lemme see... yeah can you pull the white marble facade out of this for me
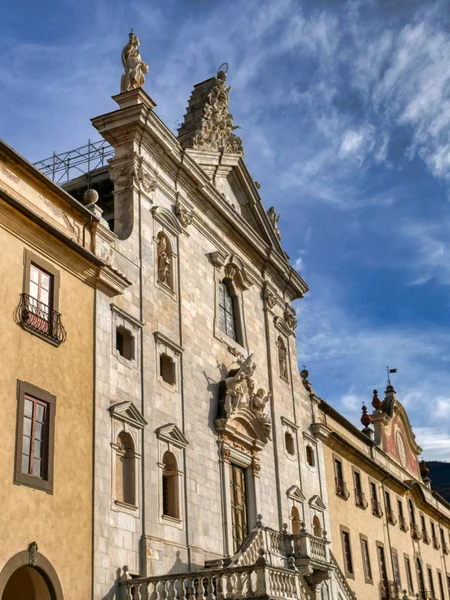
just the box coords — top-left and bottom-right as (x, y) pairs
(89, 72), (347, 600)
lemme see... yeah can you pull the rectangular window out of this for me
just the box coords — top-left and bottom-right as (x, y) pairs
(398, 499), (407, 531)
(428, 567), (435, 599)
(15, 381), (56, 493)
(421, 514), (430, 544)
(392, 551), (401, 590)
(342, 530), (353, 576)
(377, 545), (389, 594)
(218, 282), (237, 341)
(335, 459), (347, 498)
(353, 470), (366, 507)
(370, 482), (381, 516)
(438, 572), (445, 600)
(360, 537), (372, 582)
(405, 556), (414, 595)
(229, 464), (248, 553)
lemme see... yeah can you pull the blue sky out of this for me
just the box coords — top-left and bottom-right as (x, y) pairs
(2, 0), (450, 460)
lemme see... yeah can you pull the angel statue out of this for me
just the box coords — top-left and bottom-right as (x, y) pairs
(267, 207), (281, 240)
(252, 388), (272, 441)
(224, 354), (256, 416)
(121, 29), (149, 93)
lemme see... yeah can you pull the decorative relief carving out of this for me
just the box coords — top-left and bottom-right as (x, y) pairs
(28, 541), (38, 567)
(217, 354), (272, 444)
(227, 344), (244, 361)
(110, 162), (139, 189)
(121, 29), (148, 93)
(139, 165), (157, 193)
(267, 207), (281, 240)
(175, 199), (193, 228)
(192, 64), (243, 154)
(157, 234), (172, 287)
(284, 305), (297, 333)
(263, 287), (277, 310)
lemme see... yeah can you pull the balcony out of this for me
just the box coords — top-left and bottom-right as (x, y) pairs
(380, 580), (401, 599)
(410, 523), (422, 541)
(355, 488), (368, 509)
(120, 520), (336, 600)
(399, 515), (408, 532)
(386, 507), (397, 526)
(443, 542), (449, 555)
(14, 293), (66, 346)
(371, 498), (383, 518)
(335, 478), (350, 500)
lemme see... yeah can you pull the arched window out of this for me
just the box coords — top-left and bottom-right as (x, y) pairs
(218, 280), (237, 341)
(313, 515), (322, 538)
(291, 505), (301, 535)
(157, 232), (173, 290)
(162, 451), (179, 519)
(285, 432), (295, 456)
(416, 558), (426, 599)
(116, 432), (136, 506)
(277, 336), (288, 380)
(306, 445), (315, 467)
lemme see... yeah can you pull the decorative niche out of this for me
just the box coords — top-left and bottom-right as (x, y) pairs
(152, 206), (182, 298)
(111, 304), (143, 369)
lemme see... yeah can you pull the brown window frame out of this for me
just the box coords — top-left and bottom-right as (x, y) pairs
(340, 525), (354, 579)
(376, 542), (389, 597)
(15, 380), (56, 493)
(360, 534), (373, 584)
(391, 549), (402, 591)
(404, 554), (414, 596)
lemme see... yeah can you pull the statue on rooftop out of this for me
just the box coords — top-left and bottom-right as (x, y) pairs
(121, 29), (148, 93)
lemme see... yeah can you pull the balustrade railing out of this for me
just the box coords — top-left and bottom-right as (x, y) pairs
(335, 478), (350, 499)
(410, 523), (422, 541)
(119, 564), (301, 600)
(355, 488), (368, 509)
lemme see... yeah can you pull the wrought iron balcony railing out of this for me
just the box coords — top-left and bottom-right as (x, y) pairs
(379, 580), (400, 599)
(432, 536), (440, 551)
(14, 293), (67, 345)
(442, 542), (449, 555)
(335, 478), (350, 499)
(354, 488), (368, 509)
(422, 530), (431, 545)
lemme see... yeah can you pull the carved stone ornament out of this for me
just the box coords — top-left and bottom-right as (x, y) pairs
(263, 286), (277, 310)
(175, 199), (193, 228)
(216, 354), (272, 444)
(251, 453), (261, 477)
(267, 207), (281, 241)
(227, 344), (244, 361)
(121, 29), (149, 93)
(110, 162), (139, 189)
(193, 64), (243, 154)
(28, 541), (38, 567)
(284, 305), (297, 333)
(139, 165), (157, 193)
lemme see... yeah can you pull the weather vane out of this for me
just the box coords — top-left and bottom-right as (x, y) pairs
(386, 366), (397, 387)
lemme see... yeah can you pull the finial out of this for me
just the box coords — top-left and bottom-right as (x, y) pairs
(372, 389), (382, 410)
(420, 459), (430, 480)
(120, 29), (149, 93)
(361, 404), (371, 427)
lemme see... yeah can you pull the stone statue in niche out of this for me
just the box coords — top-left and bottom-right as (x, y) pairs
(277, 338), (288, 380)
(157, 234), (171, 287)
(220, 354), (272, 443)
(121, 29), (149, 93)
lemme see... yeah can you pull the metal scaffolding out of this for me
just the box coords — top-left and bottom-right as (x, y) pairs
(33, 139), (114, 185)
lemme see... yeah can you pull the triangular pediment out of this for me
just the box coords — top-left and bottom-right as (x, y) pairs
(109, 401), (147, 429)
(287, 485), (306, 503)
(155, 423), (189, 448)
(309, 495), (327, 512)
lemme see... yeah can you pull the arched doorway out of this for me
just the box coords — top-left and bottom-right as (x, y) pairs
(0, 549), (63, 600)
(2, 565), (53, 600)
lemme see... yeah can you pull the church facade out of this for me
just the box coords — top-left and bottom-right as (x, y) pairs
(0, 31), (449, 600)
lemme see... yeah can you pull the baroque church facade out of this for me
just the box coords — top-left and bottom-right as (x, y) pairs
(0, 30), (449, 600)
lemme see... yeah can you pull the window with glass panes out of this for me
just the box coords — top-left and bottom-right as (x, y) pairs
(392, 551), (401, 590)
(29, 264), (53, 329)
(361, 538), (372, 581)
(342, 531), (353, 575)
(218, 282), (237, 341)
(405, 556), (414, 595)
(229, 464), (248, 553)
(21, 395), (48, 478)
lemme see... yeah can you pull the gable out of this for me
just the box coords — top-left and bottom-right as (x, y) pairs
(155, 423), (189, 448)
(287, 485), (306, 503)
(383, 402), (421, 478)
(108, 401), (147, 429)
(309, 495), (327, 512)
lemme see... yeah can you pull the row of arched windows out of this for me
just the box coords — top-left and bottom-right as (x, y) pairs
(115, 433), (180, 519)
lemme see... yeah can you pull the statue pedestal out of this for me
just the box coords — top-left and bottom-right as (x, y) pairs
(112, 88), (156, 110)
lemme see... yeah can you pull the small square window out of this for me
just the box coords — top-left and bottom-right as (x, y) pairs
(116, 327), (135, 361)
(285, 432), (295, 456)
(160, 354), (176, 385)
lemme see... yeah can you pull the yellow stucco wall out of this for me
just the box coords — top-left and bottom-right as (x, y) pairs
(0, 201), (94, 598)
(322, 421), (450, 599)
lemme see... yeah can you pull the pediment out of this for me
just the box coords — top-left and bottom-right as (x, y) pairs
(109, 401), (147, 429)
(151, 206), (183, 236)
(155, 423), (189, 448)
(309, 495), (326, 512)
(215, 407), (270, 447)
(287, 485), (306, 503)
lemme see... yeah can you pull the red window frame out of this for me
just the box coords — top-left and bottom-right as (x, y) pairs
(21, 394), (48, 479)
